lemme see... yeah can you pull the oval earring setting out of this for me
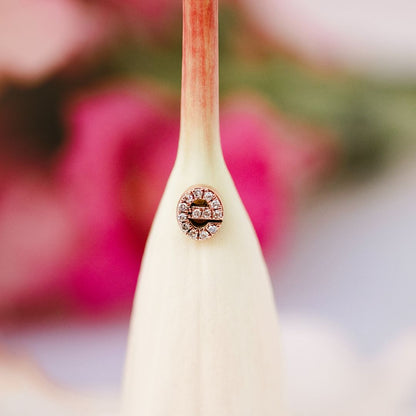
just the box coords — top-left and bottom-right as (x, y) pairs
(176, 185), (223, 240)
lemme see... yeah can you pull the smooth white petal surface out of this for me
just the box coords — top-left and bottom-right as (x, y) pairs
(122, 0), (285, 414)
(122, 153), (286, 415)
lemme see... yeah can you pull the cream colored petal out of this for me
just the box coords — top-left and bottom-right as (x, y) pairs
(122, 156), (286, 415)
(121, 1), (286, 414)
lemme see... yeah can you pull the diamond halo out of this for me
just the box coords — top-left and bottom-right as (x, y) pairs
(176, 185), (224, 240)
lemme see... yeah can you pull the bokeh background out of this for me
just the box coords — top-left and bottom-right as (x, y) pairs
(0, 0), (415, 414)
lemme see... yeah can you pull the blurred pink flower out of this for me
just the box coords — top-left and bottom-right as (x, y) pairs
(57, 85), (335, 311)
(58, 85), (179, 310)
(221, 96), (335, 249)
(0, 0), (108, 83)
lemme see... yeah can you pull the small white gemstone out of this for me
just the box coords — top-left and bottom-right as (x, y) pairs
(203, 209), (211, 219)
(207, 224), (218, 234)
(204, 191), (213, 202)
(199, 230), (209, 240)
(189, 229), (198, 239)
(213, 209), (223, 219)
(179, 203), (189, 212)
(184, 193), (193, 204)
(211, 199), (221, 209)
(181, 222), (191, 231)
(178, 213), (187, 222)
(193, 188), (203, 199)
(192, 208), (202, 218)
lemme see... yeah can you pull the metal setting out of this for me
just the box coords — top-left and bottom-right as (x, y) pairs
(176, 185), (223, 240)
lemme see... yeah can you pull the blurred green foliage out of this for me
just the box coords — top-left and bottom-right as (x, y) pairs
(1, 6), (415, 178)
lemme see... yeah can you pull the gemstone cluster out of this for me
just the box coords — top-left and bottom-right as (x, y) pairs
(176, 186), (224, 240)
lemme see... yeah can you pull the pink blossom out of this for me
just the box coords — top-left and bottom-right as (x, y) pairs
(221, 96), (335, 249)
(58, 85), (178, 310)
(221, 99), (288, 248)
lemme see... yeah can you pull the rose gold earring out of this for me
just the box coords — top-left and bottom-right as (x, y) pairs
(176, 185), (223, 240)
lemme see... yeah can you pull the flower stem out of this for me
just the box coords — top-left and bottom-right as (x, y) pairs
(178, 0), (221, 161)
